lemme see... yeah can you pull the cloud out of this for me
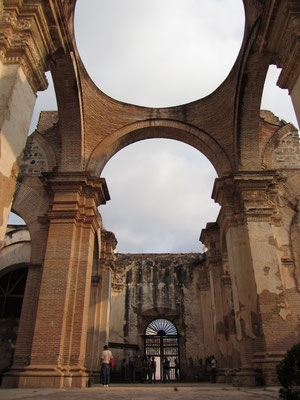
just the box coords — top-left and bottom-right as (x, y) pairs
(100, 140), (220, 253)
(74, 0), (245, 107)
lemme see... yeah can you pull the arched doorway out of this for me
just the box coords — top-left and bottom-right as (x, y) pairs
(144, 318), (179, 381)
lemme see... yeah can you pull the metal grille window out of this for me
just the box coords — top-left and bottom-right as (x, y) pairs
(144, 318), (180, 381)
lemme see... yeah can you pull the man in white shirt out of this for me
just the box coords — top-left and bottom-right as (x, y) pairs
(100, 345), (113, 387)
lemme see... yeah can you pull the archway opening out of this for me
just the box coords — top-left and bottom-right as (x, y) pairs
(100, 139), (220, 253)
(0, 266), (28, 380)
(7, 212), (26, 226)
(28, 71), (58, 135)
(261, 65), (299, 129)
(74, 0), (245, 107)
(145, 318), (179, 381)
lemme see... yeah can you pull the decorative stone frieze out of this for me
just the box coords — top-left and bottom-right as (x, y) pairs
(0, 1), (61, 91)
(100, 229), (117, 272)
(213, 172), (283, 227)
(111, 262), (126, 293)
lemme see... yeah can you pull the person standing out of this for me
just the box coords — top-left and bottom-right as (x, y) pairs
(174, 358), (180, 381)
(100, 345), (113, 387)
(146, 356), (152, 383)
(150, 356), (156, 383)
(210, 355), (217, 383)
(163, 356), (170, 383)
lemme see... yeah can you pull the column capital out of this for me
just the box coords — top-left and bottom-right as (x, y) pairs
(212, 171), (283, 225)
(100, 229), (117, 272)
(41, 172), (110, 228)
(0, 0), (67, 91)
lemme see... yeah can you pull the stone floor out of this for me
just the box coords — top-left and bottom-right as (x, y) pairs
(0, 383), (281, 400)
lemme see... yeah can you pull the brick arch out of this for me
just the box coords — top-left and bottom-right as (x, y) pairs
(86, 120), (232, 178)
(11, 179), (50, 266)
(262, 123), (299, 169)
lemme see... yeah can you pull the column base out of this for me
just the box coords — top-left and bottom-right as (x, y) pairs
(231, 368), (256, 387)
(253, 351), (286, 386)
(1, 365), (88, 388)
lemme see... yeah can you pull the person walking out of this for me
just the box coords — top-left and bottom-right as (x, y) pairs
(100, 345), (113, 387)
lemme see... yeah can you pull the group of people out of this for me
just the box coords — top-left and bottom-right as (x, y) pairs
(99, 345), (181, 386)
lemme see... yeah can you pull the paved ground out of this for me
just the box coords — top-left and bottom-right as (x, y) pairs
(0, 383), (281, 400)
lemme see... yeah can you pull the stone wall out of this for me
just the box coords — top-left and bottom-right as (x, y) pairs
(110, 253), (215, 381)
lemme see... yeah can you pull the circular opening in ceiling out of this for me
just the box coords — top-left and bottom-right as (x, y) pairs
(75, 0), (245, 108)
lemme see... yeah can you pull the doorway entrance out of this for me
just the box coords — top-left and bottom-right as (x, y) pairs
(144, 318), (179, 381)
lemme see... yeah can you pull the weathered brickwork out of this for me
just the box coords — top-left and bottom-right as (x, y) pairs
(20, 136), (48, 176)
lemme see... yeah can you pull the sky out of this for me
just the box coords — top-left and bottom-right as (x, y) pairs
(11, 0), (299, 254)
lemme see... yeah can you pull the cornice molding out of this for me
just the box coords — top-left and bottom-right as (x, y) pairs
(0, 0), (69, 91)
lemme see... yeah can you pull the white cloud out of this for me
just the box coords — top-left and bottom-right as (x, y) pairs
(75, 0), (245, 107)
(100, 140), (219, 253)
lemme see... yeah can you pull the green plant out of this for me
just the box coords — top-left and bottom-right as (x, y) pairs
(277, 343), (300, 399)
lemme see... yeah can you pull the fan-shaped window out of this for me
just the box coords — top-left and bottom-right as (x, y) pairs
(145, 318), (177, 336)
(145, 318), (179, 381)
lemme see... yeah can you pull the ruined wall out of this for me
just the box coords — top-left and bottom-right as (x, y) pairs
(110, 253), (214, 380)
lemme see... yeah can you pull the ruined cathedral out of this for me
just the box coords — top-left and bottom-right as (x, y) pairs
(0, 0), (300, 389)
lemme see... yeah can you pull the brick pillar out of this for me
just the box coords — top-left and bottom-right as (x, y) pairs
(213, 171), (290, 386)
(0, 1), (60, 247)
(3, 172), (110, 388)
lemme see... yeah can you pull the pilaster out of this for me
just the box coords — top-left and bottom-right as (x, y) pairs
(201, 223), (238, 381)
(213, 171), (292, 385)
(2, 172), (110, 388)
(0, 0), (66, 248)
(98, 230), (117, 351)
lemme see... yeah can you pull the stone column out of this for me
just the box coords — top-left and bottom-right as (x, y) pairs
(213, 171), (288, 385)
(200, 224), (221, 358)
(85, 229), (117, 382)
(3, 172), (110, 388)
(0, 1), (59, 247)
(198, 264), (214, 360)
(201, 223), (236, 381)
(98, 230), (117, 351)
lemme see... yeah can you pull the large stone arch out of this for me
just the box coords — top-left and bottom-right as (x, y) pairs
(87, 120), (232, 178)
